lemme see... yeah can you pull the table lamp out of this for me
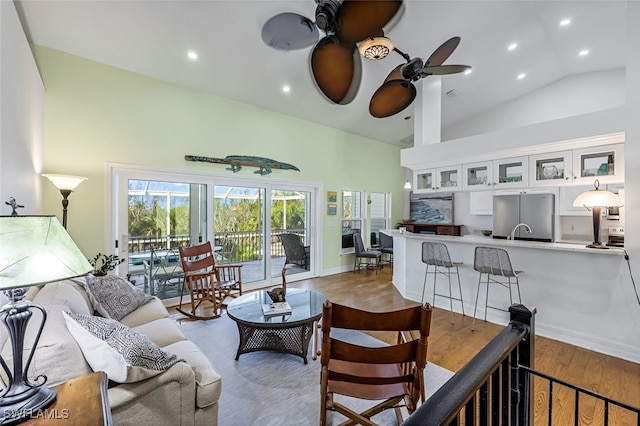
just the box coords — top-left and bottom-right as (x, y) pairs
(573, 179), (622, 249)
(0, 215), (92, 424)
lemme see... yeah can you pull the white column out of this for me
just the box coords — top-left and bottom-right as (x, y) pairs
(414, 77), (442, 146)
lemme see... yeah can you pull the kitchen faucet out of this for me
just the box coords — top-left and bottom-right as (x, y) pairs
(509, 223), (532, 240)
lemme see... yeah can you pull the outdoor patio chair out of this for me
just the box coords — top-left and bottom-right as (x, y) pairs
(279, 233), (310, 270)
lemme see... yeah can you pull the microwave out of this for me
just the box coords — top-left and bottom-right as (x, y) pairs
(606, 205), (620, 220)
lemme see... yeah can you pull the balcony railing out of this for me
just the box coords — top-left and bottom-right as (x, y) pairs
(128, 229), (307, 264)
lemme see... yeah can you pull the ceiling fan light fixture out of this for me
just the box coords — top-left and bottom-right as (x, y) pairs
(359, 36), (394, 61)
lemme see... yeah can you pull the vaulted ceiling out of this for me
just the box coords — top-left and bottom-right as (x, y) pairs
(15, 1), (627, 147)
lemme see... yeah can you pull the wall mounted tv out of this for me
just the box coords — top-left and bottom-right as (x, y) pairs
(409, 192), (454, 224)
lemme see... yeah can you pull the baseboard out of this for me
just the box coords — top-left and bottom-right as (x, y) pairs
(536, 323), (640, 364)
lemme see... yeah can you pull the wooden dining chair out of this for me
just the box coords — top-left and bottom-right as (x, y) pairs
(320, 301), (433, 425)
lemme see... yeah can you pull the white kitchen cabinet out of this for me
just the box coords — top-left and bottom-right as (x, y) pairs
(469, 191), (493, 215)
(571, 144), (624, 185)
(559, 185), (592, 216)
(413, 166), (462, 193)
(492, 156), (528, 189)
(463, 161), (493, 190)
(529, 151), (573, 186)
(414, 169), (435, 192)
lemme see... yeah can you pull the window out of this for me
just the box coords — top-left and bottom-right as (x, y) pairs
(369, 192), (390, 246)
(341, 190), (362, 250)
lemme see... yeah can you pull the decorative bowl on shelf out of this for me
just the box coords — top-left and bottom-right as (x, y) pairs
(481, 230), (492, 236)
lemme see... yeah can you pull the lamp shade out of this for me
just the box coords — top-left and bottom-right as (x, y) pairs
(404, 180), (412, 189)
(573, 188), (621, 208)
(0, 216), (91, 289)
(42, 174), (87, 191)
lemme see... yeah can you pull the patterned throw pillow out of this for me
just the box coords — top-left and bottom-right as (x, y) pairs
(63, 311), (184, 383)
(85, 274), (152, 321)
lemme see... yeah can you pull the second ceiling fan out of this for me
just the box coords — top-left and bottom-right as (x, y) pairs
(370, 37), (472, 118)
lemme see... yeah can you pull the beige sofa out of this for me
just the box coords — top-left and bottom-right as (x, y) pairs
(0, 279), (221, 426)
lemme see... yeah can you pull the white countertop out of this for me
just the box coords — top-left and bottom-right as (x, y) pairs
(382, 229), (624, 255)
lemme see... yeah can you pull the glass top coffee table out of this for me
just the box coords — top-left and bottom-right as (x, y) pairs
(226, 288), (326, 364)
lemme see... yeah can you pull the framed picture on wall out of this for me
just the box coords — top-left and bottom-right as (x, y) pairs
(327, 204), (337, 215)
(327, 191), (337, 203)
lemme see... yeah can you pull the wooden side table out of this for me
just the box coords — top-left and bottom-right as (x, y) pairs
(21, 371), (112, 425)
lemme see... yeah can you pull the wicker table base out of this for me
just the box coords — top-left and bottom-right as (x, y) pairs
(233, 320), (316, 364)
(226, 288), (325, 364)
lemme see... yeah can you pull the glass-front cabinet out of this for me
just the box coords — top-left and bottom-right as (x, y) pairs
(414, 166), (461, 193)
(571, 144), (624, 185)
(437, 166), (462, 191)
(463, 162), (492, 190)
(493, 156), (528, 188)
(414, 169), (435, 192)
(529, 151), (572, 186)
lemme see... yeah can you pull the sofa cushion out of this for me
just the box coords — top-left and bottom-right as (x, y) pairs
(31, 280), (92, 314)
(132, 318), (186, 348)
(163, 340), (222, 408)
(1, 303), (93, 387)
(119, 297), (169, 328)
(63, 311), (184, 383)
(85, 274), (152, 321)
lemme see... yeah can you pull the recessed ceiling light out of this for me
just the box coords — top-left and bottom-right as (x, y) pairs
(517, 73), (526, 80)
(559, 18), (572, 27)
(187, 50), (198, 61)
(464, 68), (472, 75)
(579, 49), (590, 56)
(508, 42), (518, 51)
(282, 85), (291, 93)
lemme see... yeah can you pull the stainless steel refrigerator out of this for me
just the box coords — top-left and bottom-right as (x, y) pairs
(492, 193), (555, 242)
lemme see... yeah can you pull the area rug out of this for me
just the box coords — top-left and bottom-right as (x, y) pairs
(178, 314), (453, 426)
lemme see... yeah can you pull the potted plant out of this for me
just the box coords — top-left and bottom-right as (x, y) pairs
(89, 253), (124, 276)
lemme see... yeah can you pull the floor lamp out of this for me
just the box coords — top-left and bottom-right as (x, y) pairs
(0, 215), (92, 424)
(573, 179), (622, 249)
(42, 174), (87, 229)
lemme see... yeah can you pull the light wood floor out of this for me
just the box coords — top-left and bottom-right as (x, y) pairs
(171, 267), (640, 422)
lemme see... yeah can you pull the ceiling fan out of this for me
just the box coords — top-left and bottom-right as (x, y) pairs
(261, 0), (404, 105)
(369, 36), (472, 118)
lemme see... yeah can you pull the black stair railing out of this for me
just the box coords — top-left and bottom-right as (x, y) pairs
(403, 304), (535, 426)
(403, 304), (640, 425)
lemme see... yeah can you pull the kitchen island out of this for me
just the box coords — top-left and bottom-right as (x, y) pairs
(384, 230), (640, 363)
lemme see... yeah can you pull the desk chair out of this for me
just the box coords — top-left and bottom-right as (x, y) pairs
(421, 242), (465, 324)
(472, 246), (523, 330)
(320, 301), (433, 426)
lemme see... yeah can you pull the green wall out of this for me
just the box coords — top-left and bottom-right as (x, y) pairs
(33, 46), (403, 272)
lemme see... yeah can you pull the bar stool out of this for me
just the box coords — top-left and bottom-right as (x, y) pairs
(472, 246), (523, 330)
(421, 242), (465, 323)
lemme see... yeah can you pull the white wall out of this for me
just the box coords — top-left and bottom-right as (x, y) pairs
(0, 1), (44, 214)
(443, 68), (625, 141)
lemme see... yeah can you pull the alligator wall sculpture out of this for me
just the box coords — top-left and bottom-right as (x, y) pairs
(185, 155), (300, 176)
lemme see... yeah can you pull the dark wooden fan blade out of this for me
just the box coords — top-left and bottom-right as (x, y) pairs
(419, 64), (471, 76)
(337, 1), (404, 44)
(425, 36), (461, 67)
(369, 80), (416, 118)
(261, 12), (319, 51)
(384, 64), (404, 83)
(311, 37), (361, 105)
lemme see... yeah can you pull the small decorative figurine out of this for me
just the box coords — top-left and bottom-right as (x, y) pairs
(267, 287), (286, 303)
(5, 197), (24, 216)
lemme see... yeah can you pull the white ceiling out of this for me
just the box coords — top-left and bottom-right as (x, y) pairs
(15, 1), (627, 147)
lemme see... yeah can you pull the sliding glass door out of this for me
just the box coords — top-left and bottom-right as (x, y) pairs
(110, 165), (318, 300)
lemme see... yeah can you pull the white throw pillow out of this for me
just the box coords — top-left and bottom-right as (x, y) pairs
(85, 274), (152, 321)
(63, 311), (183, 383)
